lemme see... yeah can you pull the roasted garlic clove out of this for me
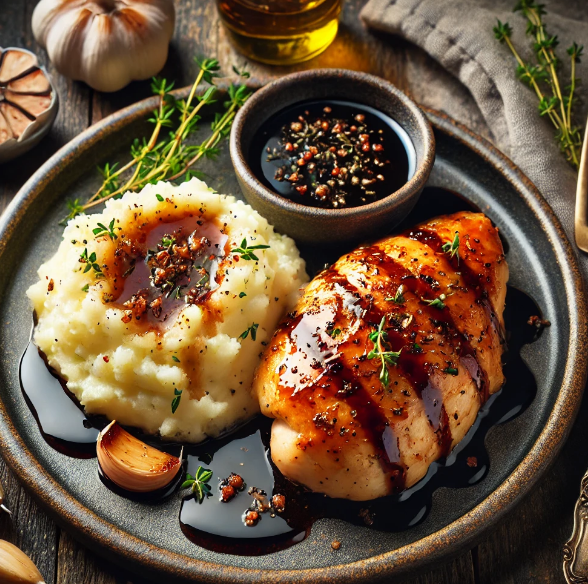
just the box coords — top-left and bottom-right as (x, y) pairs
(97, 421), (181, 493)
(0, 540), (45, 584)
(0, 47), (58, 163)
(0, 103), (33, 138)
(4, 92), (52, 118)
(32, 0), (175, 92)
(8, 69), (51, 94)
(0, 50), (36, 84)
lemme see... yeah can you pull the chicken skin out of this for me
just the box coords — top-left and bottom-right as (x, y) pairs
(253, 212), (508, 501)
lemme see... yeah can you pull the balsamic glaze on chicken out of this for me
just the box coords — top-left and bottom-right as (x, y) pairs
(253, 212), (508, 501)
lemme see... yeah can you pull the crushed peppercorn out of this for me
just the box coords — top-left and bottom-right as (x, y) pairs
(219, 472), (245, 502)
(256, 101), (410, 209)
(244, 510), (260, 527)
(271, 493), (286, 513)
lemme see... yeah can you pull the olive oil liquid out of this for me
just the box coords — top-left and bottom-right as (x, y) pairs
(217, 0), (342, 65)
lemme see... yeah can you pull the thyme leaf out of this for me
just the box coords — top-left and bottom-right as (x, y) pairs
(231, 238), (270, 261)
(61, 198), (84, 225)
(79, 248), (103, 278)
(367, 316), (401, 388)
(240, 323), (259, 341)
(181, 466), (213, 503)
(442, 232), (459, 260)
(93, 218), (118, 241)
(171, 388), (182, 413)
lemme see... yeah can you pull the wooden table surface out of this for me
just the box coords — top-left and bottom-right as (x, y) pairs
(1, 1), (586, 582)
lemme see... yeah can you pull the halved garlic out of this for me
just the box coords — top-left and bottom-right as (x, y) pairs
(0, 540), (45, 584)
(97, 421), (181, 492)
(0, 47), (58, 163)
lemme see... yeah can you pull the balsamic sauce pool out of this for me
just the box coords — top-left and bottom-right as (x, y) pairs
(250, 100), (416, 209)
(19, 188), (545, 556)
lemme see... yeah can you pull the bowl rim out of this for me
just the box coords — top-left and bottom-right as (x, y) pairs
(229, 68), (435, 218)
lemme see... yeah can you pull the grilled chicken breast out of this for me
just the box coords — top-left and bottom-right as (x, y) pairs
(253, 211), (508, 501)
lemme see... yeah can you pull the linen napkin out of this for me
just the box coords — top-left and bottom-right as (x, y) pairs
(361, 0), (588, 278)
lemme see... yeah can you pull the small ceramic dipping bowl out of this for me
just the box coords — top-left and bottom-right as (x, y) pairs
(230, 69), (435, 245)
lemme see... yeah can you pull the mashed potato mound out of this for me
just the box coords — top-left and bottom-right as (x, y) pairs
(27, 178), (308, 441)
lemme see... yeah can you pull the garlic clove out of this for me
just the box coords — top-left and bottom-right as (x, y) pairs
(97, 421), (182, 493)
(8, 69), (51, 94)
(0, 50), (37, 84)
(0, 540), (45, 584)
(4, 92), (52, 118)
(0, 103), (32, 140)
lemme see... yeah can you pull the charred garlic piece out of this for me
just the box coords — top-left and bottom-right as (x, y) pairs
(97, 421), (182, 493)
(0, 47), (58, 163)
(0, 540), (45, 584)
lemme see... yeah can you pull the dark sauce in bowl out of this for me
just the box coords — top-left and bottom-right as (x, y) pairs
(250, 100), (415, 209)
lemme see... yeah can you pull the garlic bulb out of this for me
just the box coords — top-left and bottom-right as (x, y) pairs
(97, 421), (182, 492)
(32, 0), (175, 92)
(0, 540), (45, 584)
(0, 47), (58, 163)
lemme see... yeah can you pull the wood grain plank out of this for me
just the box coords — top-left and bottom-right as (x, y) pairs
(477, 394), (588, 584)
(0, 464), (58, 584)
(404, 551), (477, 584)
(56, 531), (138, 584)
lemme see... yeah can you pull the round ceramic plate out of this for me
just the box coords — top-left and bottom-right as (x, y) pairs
(0, 87), (586, 583)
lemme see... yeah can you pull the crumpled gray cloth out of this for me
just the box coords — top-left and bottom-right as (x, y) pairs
(361, 0), (588, 278)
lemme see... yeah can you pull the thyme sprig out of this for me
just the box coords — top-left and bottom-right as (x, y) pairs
(422, 293), (448, 310)
(494, 1), (583, 168)
(367, 316), (401, 388)
(63, 59), (251, 222)
(93, 218), (118, 241)
(181, 466), (213, 503)
(231, 238), (270, 261)
(442, 232), (459, 261)
(80, 248), (103, 278)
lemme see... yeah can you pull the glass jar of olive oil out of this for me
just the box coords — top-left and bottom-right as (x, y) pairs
(217, 0), (342, 65)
